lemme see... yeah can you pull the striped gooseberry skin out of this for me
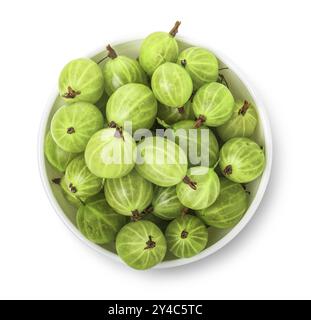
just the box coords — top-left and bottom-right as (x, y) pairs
(102, 55), (148, 96)
(104, 170), (153, 216)
(152, 186), (184, 220)
(116, 220), (167, 270)
(59, 58), (104, 104)
(106, 83), (158, 132)
(63, 155), (103, 199)
(165, 215), (208, 258)
(50, 102), (104, 153)
(135, 136), (188, 187)
(172, 120), (219, 168)
(197, 178), (248, 229)
(178, 47), (219, 90)
(217, 100), (258, 142)
(76, 197), (126, 245)
(176, 166), (220, 210)
(157, 100), (195, 125)
(85, 128), (136, 179)
(139, 32), (179, 76)
(44, 131), (78, 172)
(151, 62), (193, 108)
(192, 82), (235, 127)
(219, 137), (265, 183)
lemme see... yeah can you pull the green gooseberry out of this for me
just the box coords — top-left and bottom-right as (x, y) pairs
(76, 197), (126, 244)
(62, 155), (103, 199)
(104, 170), (153, 217)
(102, 45), (148, 96)
(135, 136), (188, 187)
(165, 215), (208, 258)
(176, 166), (220, 210)
(85, 128), (136, 179)
(152, 186), (184, 220)
(157, 100), (195, 125)
(192, 82), (234, 127)
(44, 131), (78, 172)
(142, 213), (169, 233)
(197, 178), (248, 229)
(106, 83), (157, 132)
(217, 100), (258, 141)
(50, 102), (104, 153)
(219, 137), (265, 183)
(59, 58), (104, 104)
(171, 120), (219, 168)
(116, 220), (167, 270)
(178, 47), (219, 90)
(139, 21), (181, 76)
(151, 62), (193, 108)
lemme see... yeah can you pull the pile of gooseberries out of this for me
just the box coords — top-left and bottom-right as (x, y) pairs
(45, 21), (266, 270)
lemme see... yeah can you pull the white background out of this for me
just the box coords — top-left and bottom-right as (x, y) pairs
(0, 0), (310, 300)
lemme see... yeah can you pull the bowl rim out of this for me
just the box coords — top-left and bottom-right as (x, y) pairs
(38, 36), (273, 269)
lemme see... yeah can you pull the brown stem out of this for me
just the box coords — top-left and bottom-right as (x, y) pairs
(109, 121), (124, 140)
(238, 101), (250, 116)
(183, 176), (197, 190)
(63, 86), (80, 99)
(223, 165), (233, 176)
(67, 127), (75, 134)
(169, 21), (181, 37)
(180, 59), (187, 67)
(144, 236), (156, 250)
(69, 183), (77, 193)
(106, 44), (118, 59)
(181, 230), (189, 239)
(131, 210), (141, 222)
(52, 178), (61, 185)
(194, 115), (206, 128)
(178, 106), (185, 114)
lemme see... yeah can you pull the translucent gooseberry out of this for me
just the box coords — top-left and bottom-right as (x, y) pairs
(116, 220), (167, 270)
(165, 215), (208, 258)
(219, 137), (265, 183)
(50, 102), (104, 153)
(59, 58), (104, 104)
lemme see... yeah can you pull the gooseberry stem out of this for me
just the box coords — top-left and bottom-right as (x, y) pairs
(109, 121), (124, 140)
(169, 21), (181, 37)
(194, 115), (206, 128)
(131, 210), (141, 222)
(69, 183), (77, 193)
(178, 106), (185, 114)
(181, 230), (189, 239)
(180, 59), (187, 67)
(63, 86), (80, 99)
(238, 101), (250, 116)
(52, 178), (61, 185)
(144, 236), (156, 250)
(219, 67), (229, 71)
(183, 176), (197, 190)
(106, 44), (118, 59)
(218, 74), (229, 88)
(67, 127), (75, 134)
(223, 165), (233, 176)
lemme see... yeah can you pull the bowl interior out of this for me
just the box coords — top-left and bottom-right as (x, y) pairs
(41, 38), (269, 266)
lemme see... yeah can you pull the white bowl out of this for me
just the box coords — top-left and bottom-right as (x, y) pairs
(38, 38), (273, 269)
